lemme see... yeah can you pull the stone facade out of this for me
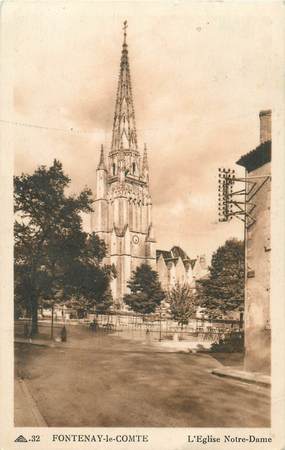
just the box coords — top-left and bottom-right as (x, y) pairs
(91, 25), (156, 306)
(91, 25), (208, 306)
(236, 110), (271, 374)
(156, 247), (208, 292)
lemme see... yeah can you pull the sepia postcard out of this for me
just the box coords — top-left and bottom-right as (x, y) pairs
(0, 1), (285, 449)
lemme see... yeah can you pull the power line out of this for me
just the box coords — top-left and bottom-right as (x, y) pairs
(0, 119), (97, 136)
(1, 106), (278, 136)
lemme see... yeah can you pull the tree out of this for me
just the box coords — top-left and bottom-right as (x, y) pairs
(123, 264), (165, 315)
(168, 282), (198, 328)
(94, 288), (114, 315)
(14, 160), (115, 335)
(62, 232), (115, 308)
(196, 238), (244, 318)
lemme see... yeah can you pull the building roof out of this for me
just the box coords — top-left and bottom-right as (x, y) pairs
(236, 140), (271, 173)
(156, 246), (192, 269)
(157, 250), (172, 260)
(156, 247), (190, 262)
(171, 246), (190, 261)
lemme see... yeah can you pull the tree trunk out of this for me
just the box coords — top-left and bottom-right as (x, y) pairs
(239, 311), (244, 331)
(50, 304), (54, 340)
(30, 295), (38, 336)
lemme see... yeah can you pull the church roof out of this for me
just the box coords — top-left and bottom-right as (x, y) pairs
(183, 260), (191, 270)
(157, 250), (172, 260)
(156, 247), (193, 269)
(171, 246), (190, 261)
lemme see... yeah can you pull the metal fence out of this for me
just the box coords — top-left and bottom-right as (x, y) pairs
(90, 313), (241, 343)
(15, 313), (241, 344)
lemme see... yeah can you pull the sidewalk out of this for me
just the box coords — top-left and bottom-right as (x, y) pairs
(14, 378), (47, 427)
(212, 367), (271, 387)
(15, 336), (59, 347)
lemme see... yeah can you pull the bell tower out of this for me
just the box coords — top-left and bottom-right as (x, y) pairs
(91, 22), (156, 306)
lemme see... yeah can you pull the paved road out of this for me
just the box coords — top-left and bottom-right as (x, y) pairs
(14, 326), (270, 427)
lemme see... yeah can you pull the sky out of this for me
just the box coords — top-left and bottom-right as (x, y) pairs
(4, 1), (278, 262)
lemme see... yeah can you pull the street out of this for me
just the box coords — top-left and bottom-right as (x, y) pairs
(15, 325), (270, 427)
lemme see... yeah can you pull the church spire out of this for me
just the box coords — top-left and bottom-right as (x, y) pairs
(111, 21), (138, 152)
(97, 144), (107, 171)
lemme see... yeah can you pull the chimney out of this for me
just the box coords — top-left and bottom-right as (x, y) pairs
(259, 110), (272, 144)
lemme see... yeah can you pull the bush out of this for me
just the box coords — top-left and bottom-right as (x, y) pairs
(210, 331), (244, 353)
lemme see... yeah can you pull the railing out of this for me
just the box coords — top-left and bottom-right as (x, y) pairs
(15, 314), (242, 344)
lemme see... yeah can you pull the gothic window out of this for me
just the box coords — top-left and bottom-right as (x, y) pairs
(112, 163), (116, 176)
(132, 162), (136, 174)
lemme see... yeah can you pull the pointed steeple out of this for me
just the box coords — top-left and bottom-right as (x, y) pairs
(97, 144), (107, 171)
(111, 21), (138, 152)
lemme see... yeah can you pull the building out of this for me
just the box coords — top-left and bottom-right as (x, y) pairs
(92, 24), (207, 306)
(236, 110), (271, 374)
(156, 247), (208, 291)
(91, 24), (156, 306)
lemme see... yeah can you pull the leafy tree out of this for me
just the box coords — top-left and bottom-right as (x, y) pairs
(196, 238), (244, 318)
(14, 160), (115, 335)
(168, 282), (198, 328)
(94, 288), (114, 315)
(123, 264), (165, 315)
(63, 286), (114, 318)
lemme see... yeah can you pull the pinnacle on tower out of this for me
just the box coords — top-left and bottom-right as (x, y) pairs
(97, 144), (107, 171)
(142, 143), (149, 171)
(111, 21), (138, 152)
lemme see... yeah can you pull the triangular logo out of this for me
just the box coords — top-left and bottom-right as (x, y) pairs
(14, 435), (28, 443)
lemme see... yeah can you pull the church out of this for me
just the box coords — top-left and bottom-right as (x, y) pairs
(91, 23), (207, 306)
